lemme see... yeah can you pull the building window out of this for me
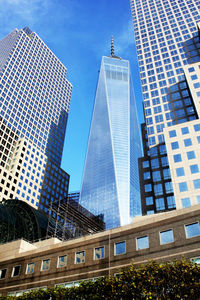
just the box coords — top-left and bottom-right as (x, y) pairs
(145, 184), (152, 192)
(160, 229), (174, 245)
(193, 179), (200, 189)
(167, 196), (176, 209)
(191, 257), (200, 264)
(26, 263), (35, 274)
(196, 195), (200, 204)
(185, 222), (200, 238)
(115, 241), (126, 255)
(176, 167), (185, 177)
(169, 130), (176, 138)
(12, 265), (21, 277)
(187, 151), (196, 160)
(179, 182), (188, 192)
(75, 251), (85, 264)
(190, 164), (199, 174)
(181, 127), (189, 135)
(194, 124), (200, 132)
(41, 259), (50, 271)
(137, 236), (149, 250)
(146, 196), (153, 205)
(154, 184), (163, 196)
(184, 138), (192, 147)
(152, 170), (161, 182)
(156, 198), (165, 211)
(181, 197), (191, 208)
(173, 154), (182, 163)
(0, 269), (6, 279)
(57, 255), (67, 268)
(94, 246), (105, 260)
(144, 171), (151, 180)
(171, 141), (179, 150)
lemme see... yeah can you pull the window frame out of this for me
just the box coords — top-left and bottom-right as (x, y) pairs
(94, 246), (105, 260)
(136, 235), (149, 251)
(11, 265), (21, 277)
(160, 229), (174, 245)
(185, 222), (200, 239)
(0, 268), (7, 280)
(26, 262), (35, 275)
(75, 251), (85, 264)
(57, 255), (68, 268)
(41, 259), (51, 272)
(114, 241), (126, 256)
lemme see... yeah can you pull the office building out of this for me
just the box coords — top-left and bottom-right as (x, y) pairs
(0, 27), (72, 211)
(1, 204), (200, 296)
(79, 45), (142, 229)
(130, 0), (200, 214)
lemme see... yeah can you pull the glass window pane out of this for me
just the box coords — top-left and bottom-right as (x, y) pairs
(190, 164), (199, 174)
(41, 259), (50, 271)
(193, 179), (200, 189)
(173, 154), (182, 163)
(179, 182), (188, 192)
(187, 151), (196, 160)
(146, 196), (153, 205)
(58, 255), (67, 268)
(185, 223), (200, 238)
(137, 236), (149, 250)
(0, 269), (7, 279)
(181, 127), (189, 135)
(26, 263), (35, 274)
(76, 251), (85, 264)
(181, 197), (191, 208)
(184, 138), (192, 147)
(176, 167), (185, 177)
(94, 246), (105, 260)
(115, 241), (126, 255)
(160, 229), (174, 244)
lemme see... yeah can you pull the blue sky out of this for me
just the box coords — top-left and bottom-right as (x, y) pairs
(0, 0), (143, 192)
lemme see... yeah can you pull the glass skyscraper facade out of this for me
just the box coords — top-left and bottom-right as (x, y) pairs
(79, 54), (142, 229)
(0, 27), (72, 211)
(130, 0), (200, 215)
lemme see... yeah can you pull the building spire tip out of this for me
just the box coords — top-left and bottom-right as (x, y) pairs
(111, 36), (114, 57)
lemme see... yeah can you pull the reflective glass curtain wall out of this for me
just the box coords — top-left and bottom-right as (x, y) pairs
(79, 56), (142, 229)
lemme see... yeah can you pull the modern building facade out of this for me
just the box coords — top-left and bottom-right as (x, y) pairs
(130, 0), (200, 215)
(79, 49), (142, 229)
(0, 204), (200, 296)
(0, 27), (72, 211)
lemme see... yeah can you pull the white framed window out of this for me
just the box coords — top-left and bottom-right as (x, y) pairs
(136, 236), (149, 250)
(41, 259), (50, 271)
(160, 229), (174, 245)
(114, 241), (126, 255)
(26, 263), (35, 274)
(75, 251), (85, 264)
(94, 246), (105, 260)
(57, 255), (67, 268)
(185, 222), (200, 239)
(0, 268), (6, 279)
(12, 265), (21, 277)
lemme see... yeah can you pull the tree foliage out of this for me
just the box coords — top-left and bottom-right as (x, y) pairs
(1, 258), (200, 299)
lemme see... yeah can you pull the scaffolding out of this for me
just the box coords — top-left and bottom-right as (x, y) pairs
(47, 197), (105, 241)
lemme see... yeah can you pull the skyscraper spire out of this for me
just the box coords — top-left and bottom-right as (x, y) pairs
(109, 36), (121, 60)
(111, 36), (114, 57)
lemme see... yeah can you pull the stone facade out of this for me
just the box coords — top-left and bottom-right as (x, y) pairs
(0, 205), (200, 296)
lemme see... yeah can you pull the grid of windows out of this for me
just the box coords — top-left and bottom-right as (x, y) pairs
(0, 27), (72, 166)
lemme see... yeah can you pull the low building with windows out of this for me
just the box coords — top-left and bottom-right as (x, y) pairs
(0, 204), (200, 296)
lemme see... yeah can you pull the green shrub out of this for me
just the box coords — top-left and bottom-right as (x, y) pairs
(1, 258), (200, 300)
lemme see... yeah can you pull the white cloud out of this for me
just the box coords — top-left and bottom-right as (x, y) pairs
(116, 19), (135, 54)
